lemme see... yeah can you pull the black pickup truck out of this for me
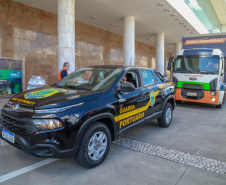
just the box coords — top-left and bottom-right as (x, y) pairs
(0, 65), (175, 168)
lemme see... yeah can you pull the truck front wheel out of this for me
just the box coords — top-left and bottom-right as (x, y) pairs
(175, 100), (181, 104)
(75, 121), (111, 168)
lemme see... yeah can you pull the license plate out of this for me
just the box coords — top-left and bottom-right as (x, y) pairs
(2, 128), (15, 143)
(187, 92), (197, 97)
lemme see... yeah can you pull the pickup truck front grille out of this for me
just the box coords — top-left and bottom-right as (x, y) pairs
(1, 121), (29, 135)
(1, 114), (25, 126)
(0, 110), (37, 136)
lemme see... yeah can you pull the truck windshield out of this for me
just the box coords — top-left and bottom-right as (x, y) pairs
(55, 67), (122, 91)
(174, 56), (219, 74)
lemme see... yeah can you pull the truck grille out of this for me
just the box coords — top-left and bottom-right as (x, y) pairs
(181, 84), (204, 100)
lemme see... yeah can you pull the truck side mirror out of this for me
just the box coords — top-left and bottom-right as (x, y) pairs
(162, 76), (168, 83)
(167, 57), (174, 71)
(116, 83), (135, 93)
(167, 62), (172, 71)
(120, 83), (135, 92)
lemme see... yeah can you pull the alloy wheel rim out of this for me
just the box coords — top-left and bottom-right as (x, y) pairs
(165, 107), (172, 124)
(88, 131), (107, 161)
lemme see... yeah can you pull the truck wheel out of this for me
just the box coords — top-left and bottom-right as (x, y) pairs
(158, 103), (173, 128)
(175, 100), (181, 104)
(75, 122), (111, 168)
(216, 104), (222, 108)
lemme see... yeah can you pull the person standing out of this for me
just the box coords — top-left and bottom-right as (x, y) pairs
(58, 62), (70, 81)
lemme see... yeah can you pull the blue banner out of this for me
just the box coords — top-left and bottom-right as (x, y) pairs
(183, 35), (226, 56)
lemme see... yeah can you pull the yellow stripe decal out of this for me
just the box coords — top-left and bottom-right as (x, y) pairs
(114, 90), (160, 122)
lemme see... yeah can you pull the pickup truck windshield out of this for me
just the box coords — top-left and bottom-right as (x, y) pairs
(55, 67), (122, 91)
(174, 56), (219, 74)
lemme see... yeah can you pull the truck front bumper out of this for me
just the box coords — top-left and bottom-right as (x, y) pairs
(175, 88), (222, 105)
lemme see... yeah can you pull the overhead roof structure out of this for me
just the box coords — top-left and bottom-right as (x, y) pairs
(13, 0), (226, 53)
(210, 0), (226, 25)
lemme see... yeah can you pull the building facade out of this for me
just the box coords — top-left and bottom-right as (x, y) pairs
(0, 0), (170, 87)
(0, 0), (225, 89)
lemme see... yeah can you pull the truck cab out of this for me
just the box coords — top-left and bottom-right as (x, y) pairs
(172, 48), (225, 108)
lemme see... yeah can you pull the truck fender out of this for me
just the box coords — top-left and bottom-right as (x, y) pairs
(220, 83), (225, 90)
(161, 95), (175, 111)
(74, 113), (117, 149)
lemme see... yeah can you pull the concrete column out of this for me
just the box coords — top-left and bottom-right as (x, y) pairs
(58, 0), (75, 73)
(164, 52), (167, 75)
(222, 25), (226, 32)
(175, 42), (182, 56)
(123, 16), (135, 66)
(156, 33), (164, 74)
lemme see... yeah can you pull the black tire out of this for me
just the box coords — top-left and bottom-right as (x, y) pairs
(75, 122), (111, 168)
(216, 93), (225, 108)
(216, 104), (222, 108)
(158, 103), (173, 128)
(175, 100), (181, 104)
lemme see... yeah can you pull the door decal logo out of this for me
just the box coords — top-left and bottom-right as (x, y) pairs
(120, 112), (144, 128)
(119, 105), (135, 114)
(114, 90), (160, 122)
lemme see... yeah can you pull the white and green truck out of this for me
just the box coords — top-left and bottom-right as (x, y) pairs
(168, 34), (226, 108)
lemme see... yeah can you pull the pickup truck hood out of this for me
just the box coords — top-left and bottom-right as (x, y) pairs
(9, 86), (102, 109)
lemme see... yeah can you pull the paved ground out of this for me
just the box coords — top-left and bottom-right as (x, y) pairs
(0, 97), (226, 185)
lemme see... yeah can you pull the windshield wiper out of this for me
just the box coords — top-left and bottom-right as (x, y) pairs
(175, 69), (193, 73)
(73, 86), (86, 90)
(197, 70), (215, 74)
(58, 84), (87, 90)
(64, 85), (86, 90)
(52, 84), (60, 88)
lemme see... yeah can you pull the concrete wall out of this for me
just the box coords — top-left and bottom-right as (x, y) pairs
(0, 0), (170, 87)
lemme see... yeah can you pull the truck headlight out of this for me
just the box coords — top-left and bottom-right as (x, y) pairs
(210, 91), (216, 96)
(33, 119), (63, 131)
(211, 98), (216, 102)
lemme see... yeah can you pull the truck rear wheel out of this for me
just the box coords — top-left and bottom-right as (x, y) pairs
(158, 103), (173, 128)
(75, 122), (111, 168)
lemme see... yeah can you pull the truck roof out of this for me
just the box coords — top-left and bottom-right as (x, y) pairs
(177, 48), (223, 56)
(182, 35), (226, 56)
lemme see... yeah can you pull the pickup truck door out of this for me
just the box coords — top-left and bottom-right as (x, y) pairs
(114, 70), (149, 135)
(139, 69), (163, 116)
